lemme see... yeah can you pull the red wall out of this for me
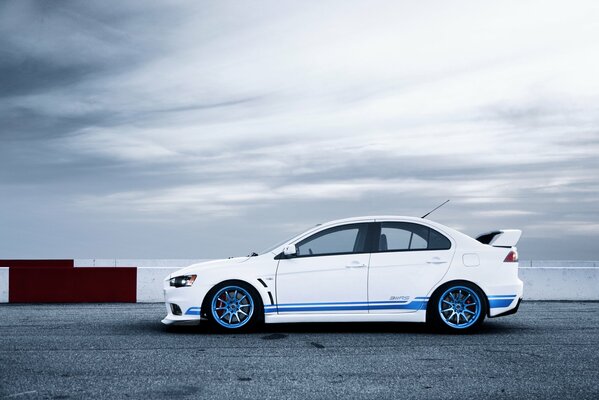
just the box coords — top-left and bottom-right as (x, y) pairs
(3, 260), (137, 303)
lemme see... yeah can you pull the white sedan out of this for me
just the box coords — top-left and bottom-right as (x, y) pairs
(162, 216), (523, 332)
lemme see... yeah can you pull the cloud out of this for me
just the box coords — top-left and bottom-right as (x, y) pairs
(1, 0), (598, 259)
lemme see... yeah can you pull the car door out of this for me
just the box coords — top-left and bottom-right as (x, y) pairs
(275, 222), (372, 314)
(368, 221), (455, 313)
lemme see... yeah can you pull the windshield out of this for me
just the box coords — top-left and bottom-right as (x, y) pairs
(258, 224), (320, 255)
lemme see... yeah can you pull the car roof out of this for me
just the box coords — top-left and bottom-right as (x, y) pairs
(319, 215), (435, 225)
(315, 215), (476, 244)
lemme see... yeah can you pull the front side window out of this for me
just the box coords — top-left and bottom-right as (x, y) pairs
(296, 223), (369, 256)
(379, 222), (451, 251)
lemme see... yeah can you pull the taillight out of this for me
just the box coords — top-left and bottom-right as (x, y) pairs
(504, 249), (518, 262)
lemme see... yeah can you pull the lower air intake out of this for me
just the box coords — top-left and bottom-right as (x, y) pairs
(170, 304), (182, 316)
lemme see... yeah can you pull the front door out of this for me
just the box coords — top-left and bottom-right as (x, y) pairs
(275, 223), (371, 314)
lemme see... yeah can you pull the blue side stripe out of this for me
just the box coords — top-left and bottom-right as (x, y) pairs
(487, 294), (517, 308)
(185, 307), (201, 315)
(263, 294), (517, 313)
(268, 298), (430, 307)
(488, 299), (514, 308)
(264, 300), (428, 313)
(273, 300), (414, 307)
(368, 301), (428, 311)
(275, 305), (370, 312)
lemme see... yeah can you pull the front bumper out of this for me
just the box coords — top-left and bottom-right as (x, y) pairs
(161, 281), (209, 325)
(161, 314), (202, 326)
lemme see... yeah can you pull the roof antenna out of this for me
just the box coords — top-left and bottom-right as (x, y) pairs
(421, 199), (450, 219)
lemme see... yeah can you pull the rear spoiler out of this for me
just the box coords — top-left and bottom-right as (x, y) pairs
(476, 229), (522, 247)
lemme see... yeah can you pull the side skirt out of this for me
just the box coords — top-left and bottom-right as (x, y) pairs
(264, 311), (427, 324)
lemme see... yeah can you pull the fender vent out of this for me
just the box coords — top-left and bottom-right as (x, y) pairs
(257, 278), (268, 288)
(267, 291), (275, 305)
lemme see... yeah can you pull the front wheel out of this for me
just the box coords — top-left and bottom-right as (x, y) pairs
(207, 283), (262, 332)
(429, 283), (486, 333)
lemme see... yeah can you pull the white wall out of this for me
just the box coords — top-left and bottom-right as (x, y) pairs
(520, 260), (598, 268)
(519, 266), (599, 300)
(137, 268), (178, 303)
(0, 268), (8, 303)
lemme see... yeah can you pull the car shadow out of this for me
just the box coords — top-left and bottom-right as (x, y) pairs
(157, 319), (519, 336)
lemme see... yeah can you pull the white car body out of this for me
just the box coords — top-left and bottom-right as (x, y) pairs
(162, 216), (523, 328)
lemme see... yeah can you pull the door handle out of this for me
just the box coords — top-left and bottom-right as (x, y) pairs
(426, 258), (447, 265)
(345, 263), (367, 269)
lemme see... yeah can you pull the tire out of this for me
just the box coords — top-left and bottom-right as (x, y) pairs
(428, 282), (487, 333)
(205, 281), (263, 332)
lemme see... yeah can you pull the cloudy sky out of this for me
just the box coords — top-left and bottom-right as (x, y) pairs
(1, 0), (598, 260)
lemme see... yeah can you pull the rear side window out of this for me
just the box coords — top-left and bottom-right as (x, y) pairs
(428, 228), (452, 250)
(379, 222), (451, 251)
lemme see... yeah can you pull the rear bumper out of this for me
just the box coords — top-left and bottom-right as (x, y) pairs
(490, 298), (522, 318)
(486, 278), (523, 317)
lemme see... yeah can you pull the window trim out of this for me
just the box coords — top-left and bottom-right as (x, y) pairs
(275, 221), (452, 259)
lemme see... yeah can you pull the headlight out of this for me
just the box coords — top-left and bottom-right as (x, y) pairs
(169, 274), (197, 288)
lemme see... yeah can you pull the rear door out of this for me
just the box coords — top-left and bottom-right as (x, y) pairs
(368, 221), (455, 313)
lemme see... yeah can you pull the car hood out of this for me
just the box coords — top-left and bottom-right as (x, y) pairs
(166, 256), (251, 279)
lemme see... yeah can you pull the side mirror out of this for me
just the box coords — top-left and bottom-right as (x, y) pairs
(283, 244), (297, 257)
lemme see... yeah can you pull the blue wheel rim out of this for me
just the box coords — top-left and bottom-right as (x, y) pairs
(438, 286), (481, 329)
(211, 286), (254, 328)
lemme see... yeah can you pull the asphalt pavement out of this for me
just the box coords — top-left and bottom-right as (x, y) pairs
(0, 302), (598, 399)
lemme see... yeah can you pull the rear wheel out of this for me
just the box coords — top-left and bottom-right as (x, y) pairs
(207, 282), (262, 332)
(429, 283), (486, 333)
